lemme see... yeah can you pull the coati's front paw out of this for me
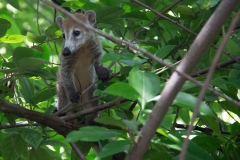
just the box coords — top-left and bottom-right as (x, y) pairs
(70, 92), (81, 103)
(96, 67), (109, 82)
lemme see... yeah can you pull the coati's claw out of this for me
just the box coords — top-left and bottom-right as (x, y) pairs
(96, 66), (109, 82)
(70, 92), (81, 103)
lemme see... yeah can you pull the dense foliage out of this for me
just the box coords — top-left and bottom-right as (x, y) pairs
(0, 0), (240, 160)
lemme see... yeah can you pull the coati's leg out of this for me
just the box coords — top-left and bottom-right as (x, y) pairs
(60, 64), (81, 103)
(94, 61), (109, 82)
(57, 81), (68, 110)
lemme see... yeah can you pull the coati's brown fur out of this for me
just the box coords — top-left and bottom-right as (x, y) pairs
(56, 11), (109, 123)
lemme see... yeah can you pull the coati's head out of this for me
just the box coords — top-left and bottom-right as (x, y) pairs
(56, 10), (96, 56)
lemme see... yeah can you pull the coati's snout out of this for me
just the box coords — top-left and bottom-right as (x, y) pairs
(63, 47), (71, 56)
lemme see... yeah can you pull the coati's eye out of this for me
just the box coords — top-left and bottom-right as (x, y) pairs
(62, 34), (65, 39)
(73, 30), (80, 37)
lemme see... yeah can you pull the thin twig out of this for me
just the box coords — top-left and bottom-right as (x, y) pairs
(191, 56), (240, 77)
(179, 9), (240, 160)
(130, 0), (182, 43)
(42, 0), (240, 108)
(62, 98), (128, 121)
(70, 143), (87, 160)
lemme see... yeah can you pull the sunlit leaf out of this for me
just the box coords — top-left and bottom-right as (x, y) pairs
(197, 0), (220, 9)
(0, 35), (26, 43)
(129, 67), (160, 109)
(7, 0), (21, 10)
(174, 92), (215, 117)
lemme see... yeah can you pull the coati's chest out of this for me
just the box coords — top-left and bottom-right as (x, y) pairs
(60, 47), (95, 92)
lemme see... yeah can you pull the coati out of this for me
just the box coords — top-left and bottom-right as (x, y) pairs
(56, 10), (109, 123)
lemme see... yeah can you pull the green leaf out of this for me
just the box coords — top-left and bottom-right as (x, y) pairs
(179, 108), (190, 124)
(12, 47), (34, 65)
(200, 116), (221, 135)
(104, 82), (140, 100)
(32, 87), (56, 104)
(122, 120), (141, 134)
(225, 39), (240, 56)
(174, 92), (215, 117)
(71, 141), (92, 159)
(197, 0), (220, 9)
(120, 59), (147, 67)
(155, 45), (176, 59)
(0, 18), (11, 38)
(29, 148), (52, 160)
(82, 2), (102, 10)
(100, 53), (122, 64)
(5, 114), (18, 125)
(231, 122), (240, 135)
(45, 25), (58, 38)
(144, 149), (171, 160)
(98, 140), (130, 158)
(186, 140), (214, 160)
(94, 116), (126, 128)
(0, 68), (19, 74)
(18, 57), (46, 69)
(176, 5), (196, 16)
(18, 77), (33, 103)
(23, 69), (56, 79)
(6, 0), (21, 10)
(99, 0), (116, 6)
(66, 126), (120, 142)
(158, 131), (214, 160)
(121, 11), (149, 20)
(129, 67), (160, 109)
(32, 45), (44, 53)
(192, 135), (222, 152)
(27, 32), (46, 43)
(61, 1), (85, 8)
(18, 128), (42, 149)
(1, 134), (28, 160)
(220, 101), (240, 118)
(96, 7), (124, 22)
(41, 140), (68, 149)
(158, 20), (179, 39)
(0, 34), (26, 43)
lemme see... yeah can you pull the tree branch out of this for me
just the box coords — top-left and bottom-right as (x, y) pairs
(126, 1), (240, 159)
(70, 143), (87, 160)
(0, 99), (78, 136)
(61, 98), (128, 121)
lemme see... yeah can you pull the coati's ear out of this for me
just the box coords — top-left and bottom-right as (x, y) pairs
(84, 10), (96, 25)
(56, 16), (65, 29)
